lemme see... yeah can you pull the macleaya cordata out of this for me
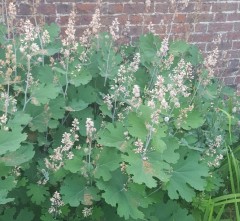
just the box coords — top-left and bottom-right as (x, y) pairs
(0, 1), (240, 220)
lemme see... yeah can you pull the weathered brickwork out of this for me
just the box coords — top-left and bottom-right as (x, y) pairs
(1, 0), (240, 88)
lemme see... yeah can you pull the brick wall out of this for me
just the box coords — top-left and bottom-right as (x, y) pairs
(2, 0), (240, 89)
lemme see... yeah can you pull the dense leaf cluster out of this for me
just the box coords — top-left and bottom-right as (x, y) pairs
(0, 21), (239, 221)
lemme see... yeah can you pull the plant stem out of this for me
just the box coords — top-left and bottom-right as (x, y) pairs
(64, 58), (69, 98)
(104, 41), (113, 87)
(142, 123), (154, 159)
(23, 57), (31, 111)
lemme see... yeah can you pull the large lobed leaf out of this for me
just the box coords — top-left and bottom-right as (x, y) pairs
(0, 129), (27, 155)
(60, 175), (100, 207)
(96, 170), (151, 220)
(93, 148), (122, 181)
(166, 151), (209, 202)
(27, 183), (50, 205)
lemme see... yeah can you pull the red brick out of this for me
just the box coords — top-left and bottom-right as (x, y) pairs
(101, 15), (127, 26)
(227, 13), (240, 21)
(59, 16), (69, 25)
(232, 41), (240, 49)
(75, 3), (97, 14)
(131, 0), (144, 2)
(46, 0), (76, 2)
(181, 3), (195, 13)
(206, 41), (232, 51)
(235, 76), (240, 85)
(129, 25), (144, 37)
(198, 13), (214, 22)
(223, 76), (236, 85)
(37, 4), (56, 15)
(199, 3), (212, 12)
(102, 0), (128, 2)
(123, 3), (145, 14)
(192, 43), (207, 53)
(228, 59), (239, 69)
(208, 23), (233, 33)
(155, 3), (169, 13)
(189, 33), (213, 42)
(79, 15), (93, 26)
(214, 13), (227, 22)
(45, 16), (57, 24)
(194, 24), (208, 33)
(56, 4), (72, 14)
(76, 27), (88, 36)
(234, 22), (240, 31)
(144, 14), (164, 24)
(108, 3), (124, 14)
(18, 3), (32, 15)
(212, 3), (237, 12)
(229, 50), (240, 59)
(174, 14), (186, 23)
(154, 25), (167, 35)
(170, 24), (191, 34)
(128, 15), (143, 25)
(228, 32), (240, 40)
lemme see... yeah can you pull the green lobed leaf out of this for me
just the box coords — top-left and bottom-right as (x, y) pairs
(0, 208), (15, 219)
(185, 45), (203, 66)
(0, 176), (17, 204)
(97, 122), (127, 151)
(1, 144), (35, 166)
(14, 208), (35, 221)
(0, 129), (27, 155)
(27, 105), (49, 132)
(127, 112), (148, 141)
(65, 99), (88, 112)
(166, 151), (209, 202)
(48, 96), (65, 119)
(60, 175), (100, 207)
(93, 148), (121, 181)
(180, 110), (205, 130)
(169, 41), (190, 56)
(139, 33), (160, 64)
(91, 206), (105, 221)
(44, 23), (60, 41)
(97, 170), (151, 220)
(68, 85), (98, 104)
(0, 190), (14, 204)
(148, 200), (194, 221)
(123, 154), (158, 188)
(152, 135), (167, 153)
(70, 69), (92, 86)
(27, 183), (50, 205)
(7, 112), (32, 130)
(64, 156), (83, 173)
(31, 83), (61, 105)
(161, 137), (180, 164)
(33, 65), (54, 84)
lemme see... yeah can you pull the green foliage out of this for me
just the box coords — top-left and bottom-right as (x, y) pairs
(0, 15), (240, 221)
(0, 130), (27, 155)
(166, 151), (209, 202)
(97, 170), (150, 220)
(27, 184), (50, 205)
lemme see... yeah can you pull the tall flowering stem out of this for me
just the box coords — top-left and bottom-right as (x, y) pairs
(23, 56), (31, 111)
(86, 118), (96, 172)
(61, 9), (78, 98)
(48, 191), (64, 219)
